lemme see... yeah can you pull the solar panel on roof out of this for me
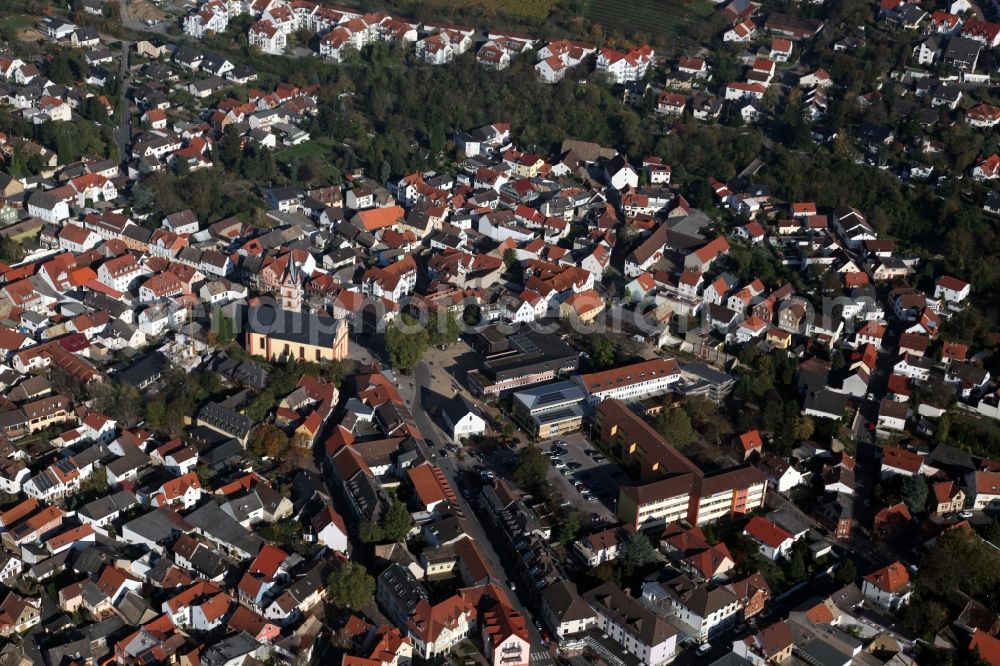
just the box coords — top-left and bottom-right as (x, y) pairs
(535, 392), (567, 406)
(35, 472), (56, 492)
(536, 408), (579, 423)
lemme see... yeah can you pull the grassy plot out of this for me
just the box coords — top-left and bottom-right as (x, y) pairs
(273, 136), (341, 183)
(273, 136), (335, 162)
(6, 15), (36, 31)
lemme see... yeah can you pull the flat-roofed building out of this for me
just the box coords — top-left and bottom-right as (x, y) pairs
(467, 326), (579, 397)
(511, 380), (586, 438)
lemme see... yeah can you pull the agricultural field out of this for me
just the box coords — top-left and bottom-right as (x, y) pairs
(427, 0), (559, 21)
(585, 0), (716, 44)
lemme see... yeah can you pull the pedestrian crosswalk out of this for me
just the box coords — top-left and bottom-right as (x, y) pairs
(531, 650), (554, 664)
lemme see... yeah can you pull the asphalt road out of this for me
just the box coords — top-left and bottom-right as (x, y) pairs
(116, 39), (131, 166)
(408, 360), (551, 657)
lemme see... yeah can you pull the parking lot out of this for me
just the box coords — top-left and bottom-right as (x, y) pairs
(538, 432), (626, 526)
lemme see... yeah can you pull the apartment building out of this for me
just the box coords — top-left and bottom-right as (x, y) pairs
(598, 400), (767, 529)
(584, 582), (677, 666)
(692, 467), (768, 526)
(619, 476), (694, 532)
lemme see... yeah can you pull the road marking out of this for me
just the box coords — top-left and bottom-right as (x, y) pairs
(531, 650), (554, 663)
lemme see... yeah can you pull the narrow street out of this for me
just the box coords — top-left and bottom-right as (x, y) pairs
(405, 360), (551, 657)
(116, 39), (131, 165)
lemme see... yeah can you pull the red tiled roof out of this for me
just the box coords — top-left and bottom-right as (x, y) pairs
(971, 629), (1000, 666)
(744, 516), (793, 549)
(739, 431), (763, 451)
(863, 561), (910, 593)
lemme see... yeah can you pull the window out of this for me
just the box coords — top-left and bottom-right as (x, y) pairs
(299, 346), (305, 359)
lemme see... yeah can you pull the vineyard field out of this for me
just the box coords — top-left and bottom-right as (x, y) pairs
(585, 0), (715, 43)
(427, 0), (559, 21)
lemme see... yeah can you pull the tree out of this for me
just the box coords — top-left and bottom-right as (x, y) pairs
(145, 400), (166, 428)
(981, 518), (1000, 548)
(6, 150), (28, 179)
(514, 446), (550, 494)
(762, 397), (785, 434)
(380, 500), (414, 543)
(899, 474), (929, 513)
(901, 595), (951, 638)
(919, 528), (1000, 599)
(199, 371), (223, 396)
(81, 97), (110, 124)
(358, 500), (412, 544)
(249, 424), (290, 459)
(621, 532), (657, 578)
(0, 235), (23, 264)
(429, 123), (446, 153)
(47, 52), (74, 85)
(385, 315), (428, 373)
(785, 551), (806, 581)
(557, 512), (581, 545)
(49, 365), (85, 401)
(245, 389), (276, 421)
(358, 520), (382, 544)
(462, 303), (481, 326)
(427, 312), (462, 347)
(90, 381), (141, 425)
(297, 161), (316, 184)
(218, 125), (243, 171)
(502, 248), (523, 282)
(586, 335), (617, 369)
(653, 407), (696, 447)
(835, 559), (857, 585)
(213, 313), (236, 344)
(326, 561), (375, 610)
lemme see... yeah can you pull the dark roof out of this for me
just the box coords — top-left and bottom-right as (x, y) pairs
(584, 582), (676, 646)
(803, 388), (849, 417)
(442, 394), (478, 426)
(945, 36), (981, 61)
(198, 401), (253, 440)
(173, 45), (203, 64)
(116, 352), (168, 388)
(243, 304), (345, 348)
(541, 580), (596, 623)
(927, 443), (975, 473)
(185, 501), (263, 556)
(77, 489), (136, 521)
